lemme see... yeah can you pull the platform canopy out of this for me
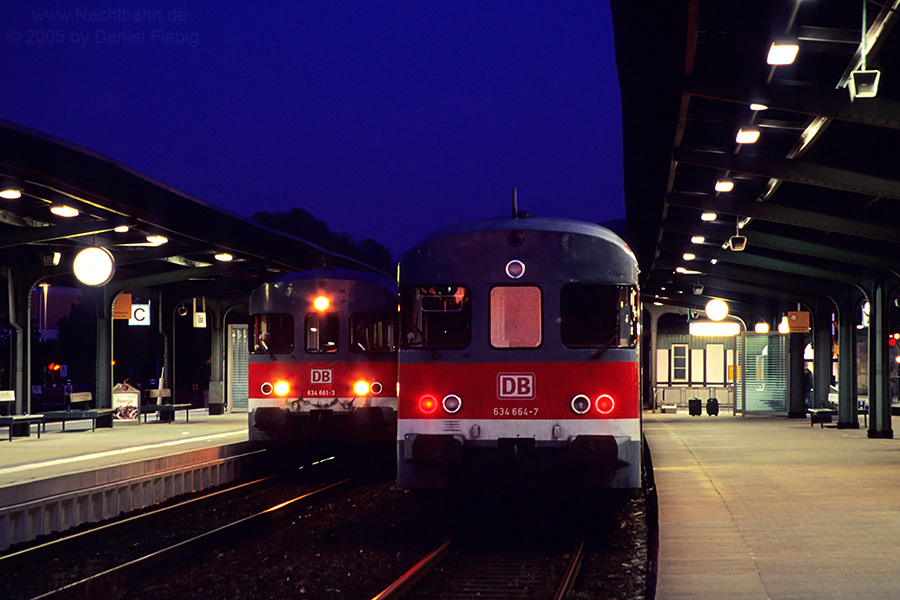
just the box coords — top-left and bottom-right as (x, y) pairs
(0, 119), (384, 297)
(612, 0), (900, 319)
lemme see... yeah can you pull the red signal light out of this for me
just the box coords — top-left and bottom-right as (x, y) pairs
(419, 395), (437, 414)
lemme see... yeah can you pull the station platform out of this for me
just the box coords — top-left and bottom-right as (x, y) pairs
(0, 409), (254, 550)
(645, 410), (900, 600)
(0, 409), (249, 490)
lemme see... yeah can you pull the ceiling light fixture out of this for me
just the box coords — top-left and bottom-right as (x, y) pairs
(683, 253), (696, 261)
(114, 225), (130, 233)
(214, 252), (234, 262)
(715, 179), (734, 192)
(146, 235), (168, 246)
(701, 212), (717, 222)
(767, 42), (799, 65)
(0, 187), (22, 199)
(691, 235), (705, 244)
(736, 128), (760, 144)
(50, 205), (79, 218)
(749, 103), (768, 111)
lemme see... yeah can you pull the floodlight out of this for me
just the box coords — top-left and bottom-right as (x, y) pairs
(849, 70), (880, 100)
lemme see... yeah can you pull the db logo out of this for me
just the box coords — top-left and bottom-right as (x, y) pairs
(310, 369), (333, 384)
(497, 373), (535, 399)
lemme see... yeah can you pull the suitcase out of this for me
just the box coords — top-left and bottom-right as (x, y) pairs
(688, 398), (702, 416)
(706, 398), (719, 416)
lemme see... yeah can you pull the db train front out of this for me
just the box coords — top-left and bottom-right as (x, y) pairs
(248, 269), (397, 451)
(397, 216), (640, 488)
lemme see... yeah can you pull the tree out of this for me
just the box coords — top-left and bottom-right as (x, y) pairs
(251, 207), (394, 273)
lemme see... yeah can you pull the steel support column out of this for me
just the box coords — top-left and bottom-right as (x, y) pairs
(92, 287), (113, 410)
(868, 280), (893, 438)
(837, 291), (860, 429)
(813, 298), (833, 410)
(788, 332), (807, 418)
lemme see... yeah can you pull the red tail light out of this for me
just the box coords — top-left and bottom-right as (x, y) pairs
(595, 394), (615, 415)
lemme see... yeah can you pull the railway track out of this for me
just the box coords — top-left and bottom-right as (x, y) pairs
(373, 537), (586, 600)
(0, 462), (356, 600)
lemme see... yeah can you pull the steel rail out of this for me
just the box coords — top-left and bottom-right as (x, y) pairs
(553, 540), (586, 600)
(31, 476), (357, 600)
(370, 538), (453, 600)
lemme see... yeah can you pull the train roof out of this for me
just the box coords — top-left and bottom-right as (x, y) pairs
(404, 215), (634, 258)
(266, 268), (396, 291)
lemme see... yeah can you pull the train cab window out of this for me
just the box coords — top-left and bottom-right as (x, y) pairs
(560, 284), (638, 349)
(351, 313), (395, 353)
(250, 313), (294, 355)
(305, 313), (339, 353)
(400, 285), (471, 349)
(490, 286), (542, 348)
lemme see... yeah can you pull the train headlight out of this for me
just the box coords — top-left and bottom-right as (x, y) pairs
(595, 394), (615, 415)
(260, 382), (274, 395)
(419, 395), (437, 414)
(571, 394), (590, 415)
(274, 381), (290, 397)
(314, 295), (329, 311)
(353, 380), (370, 396)
(442, 394), (462, 414)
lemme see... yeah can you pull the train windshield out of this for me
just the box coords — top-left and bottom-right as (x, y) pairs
(490, 286), (542, 348)
(351, 313), (395, 353)
(560, 284), (638, 349)
(305, 313), (339, 353)
(400, 285), (471, 349)
(250, 313), (294, 355)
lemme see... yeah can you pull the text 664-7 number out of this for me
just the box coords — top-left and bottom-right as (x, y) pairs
(493, 406), (538, 417)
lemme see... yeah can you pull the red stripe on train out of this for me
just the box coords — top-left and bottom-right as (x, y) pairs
(399, 361), (639, 420)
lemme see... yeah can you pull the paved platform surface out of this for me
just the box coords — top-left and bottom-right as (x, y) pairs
(644, 410), (900, 600)
(0, 409), (249, 490)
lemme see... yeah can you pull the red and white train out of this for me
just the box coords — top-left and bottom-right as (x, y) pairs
(247, 269), (398, 453)
(396, 214), (641, 488)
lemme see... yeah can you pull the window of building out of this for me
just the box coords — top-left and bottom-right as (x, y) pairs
(671, 344), (688, 381)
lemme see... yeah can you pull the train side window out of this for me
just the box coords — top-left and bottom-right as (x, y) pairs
(560, 284), (637, 349)
(250, 313), (294, 354)
(399, 285), (471, 349)
(490, 286), (542, 348)
(351, 312), (395, 353)
(305, 313), (339, 353)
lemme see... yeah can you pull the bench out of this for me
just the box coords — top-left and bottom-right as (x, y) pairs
(0, 415), (44, 441)
(68, 391), (93, 410)
(808, 408), (837, 428)
(141, 403), (192, 423)
(41, 408), (116, 431)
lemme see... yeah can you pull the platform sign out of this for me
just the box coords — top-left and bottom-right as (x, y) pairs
(788, 311), (810, 333)
(113, 293), (132, 320)
(129, 304), (151, 326)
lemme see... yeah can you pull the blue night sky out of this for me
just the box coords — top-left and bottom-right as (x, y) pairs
(3, 1), (623, 258)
